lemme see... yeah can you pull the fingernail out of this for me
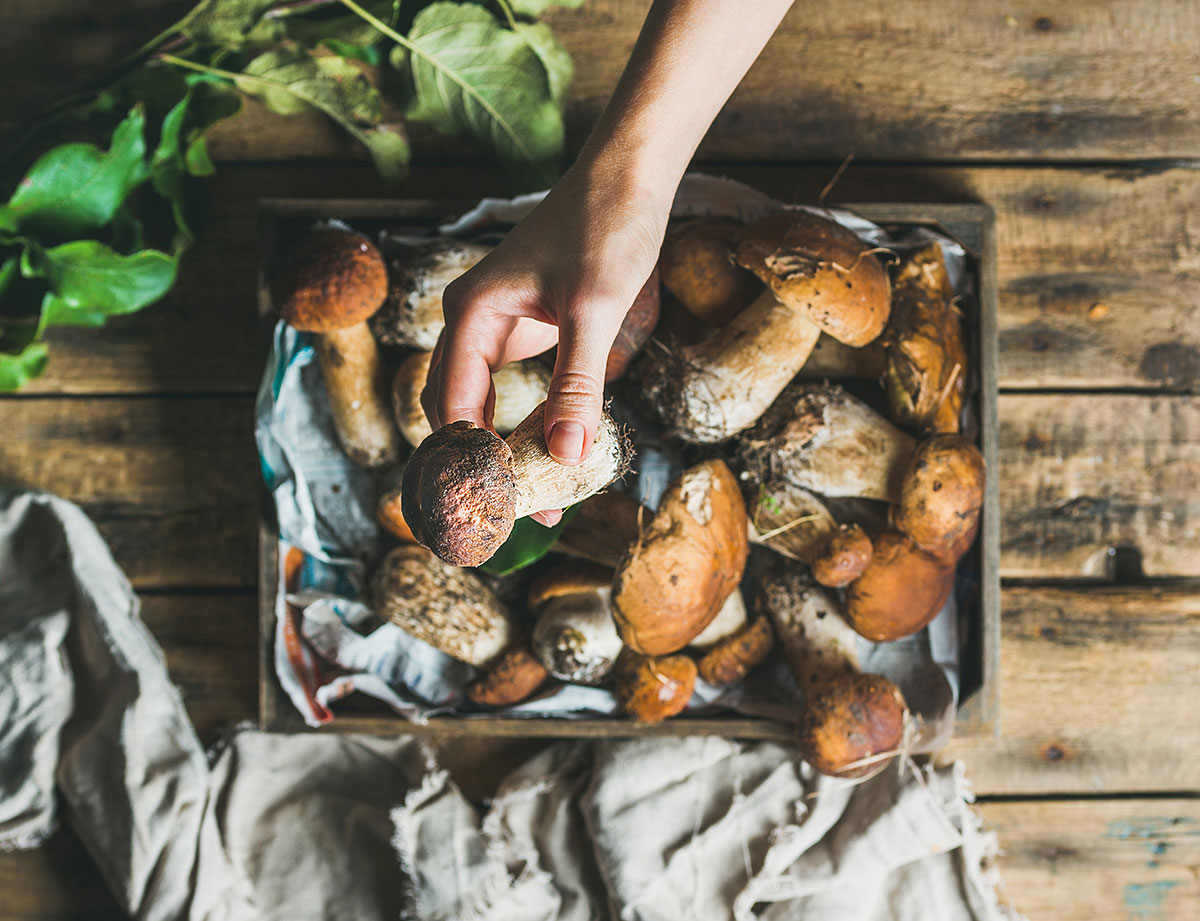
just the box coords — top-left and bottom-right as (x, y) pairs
(548, 422), (586, 463)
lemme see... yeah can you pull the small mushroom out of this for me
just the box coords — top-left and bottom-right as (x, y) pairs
(528, 561), (624, 686)
(467, 645), (549, 707)
(844, 530), (954, 641)
(273, 229), (401, 468)
(606, 268), (662, 381)
(401, 402), (633, 567)
(759, 567), (907, 777)
(370, 239), (492, 349)
(894, 434), (985, 559)
(371, 545), (513, 666)
(391, 351), (551, 447)
(613, 649), (697, 724)
(740, 384), (915, 502)
(612, 460), (749, 656)
(659, 220), (762, 326)
(810, 523), (874, 588)
(696, 613), (774, 686)
(646, 211), (891, 443)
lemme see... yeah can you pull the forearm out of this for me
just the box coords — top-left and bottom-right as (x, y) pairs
(577, 0), (794, 201)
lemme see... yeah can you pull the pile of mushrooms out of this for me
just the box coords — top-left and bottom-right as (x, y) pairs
(273, 207), (986, 778)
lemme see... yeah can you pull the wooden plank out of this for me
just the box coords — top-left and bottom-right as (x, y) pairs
(946, 586), (1200, 795)
(0, 829), (126, 921)
(9, 0), (1196, 162)
(997, 394), (1200, 579)
(0, 397), (257, 588)
(977, 799), (1200, 921)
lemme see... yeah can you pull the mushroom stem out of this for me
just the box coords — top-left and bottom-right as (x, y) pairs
(315, 322), (401, 468)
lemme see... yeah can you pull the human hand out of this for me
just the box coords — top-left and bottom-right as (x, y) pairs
(421, 160), (671, 526)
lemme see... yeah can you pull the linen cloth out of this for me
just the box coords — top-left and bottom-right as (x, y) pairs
(0, 490), (1018, 920)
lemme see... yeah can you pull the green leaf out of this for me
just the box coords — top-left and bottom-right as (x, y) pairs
(508, 0), (585, 16)
(320, 37), (384, 67)
(23, 241), (178, 329)
(175, 0), (278, 48)
(478, 506), (580, 576)
(402, 2), (565, 165)
(0, 339), (48, 391)
(236, 48), (409, 179)
(515, 22), (573, 108)
(0, 107), (150, 239)
(246, 0), (397, 49)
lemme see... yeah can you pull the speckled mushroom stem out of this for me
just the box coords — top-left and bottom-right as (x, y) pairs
(315, 323), (401, 468)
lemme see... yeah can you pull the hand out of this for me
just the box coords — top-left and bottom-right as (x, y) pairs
(422, 160), (671, 526)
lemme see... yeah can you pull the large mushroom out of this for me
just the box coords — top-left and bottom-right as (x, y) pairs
(843, 530), (955, 642)
(401, 401), (633, 567)
(371, 545), (513, 666)
(611, 459), (748, 655)
(645, 211), (891, 443)
(528, 561), (625, 686)
(894, 434), (986, 560)
(273, 229), (401, 468)
(759, 567), (908, 777)
(659, 220), (762, 327)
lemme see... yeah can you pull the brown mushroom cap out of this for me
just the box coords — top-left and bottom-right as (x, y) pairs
(401, 421), (517, 568)
(275, 229), (388, 332)
(612, 460), (749, 655)
(606, 267), (662, 381)
(660, 220), (762, 326)
(811, 524), (874, 588)
(377, 486), (417, 543)
(527, 560), (614, 609)
(696, 614), (774, 686)
(895, 435), (985, 557)
(467, 645), (549, 707)
(613, 650), (698, 724)
(799, 671), (907, 777)
(844, 531), (954, 641)
(734, 211), (890, 347)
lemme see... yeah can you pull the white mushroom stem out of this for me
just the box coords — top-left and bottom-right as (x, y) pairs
(373, 241), (492, 349)
(532, 588), (625, 685)
(315, 322), (401, 468)
(760, 572), (859, 691)
(689, 588), (749, 650)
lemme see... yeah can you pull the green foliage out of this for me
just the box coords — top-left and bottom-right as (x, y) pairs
(508, 0), (585, 15)
(174, 0), (279, 48)
(0, 339), (48, 391)
(478, 506), (580, 576)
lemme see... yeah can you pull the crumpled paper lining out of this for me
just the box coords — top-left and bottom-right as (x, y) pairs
(255, 174), (976, 744)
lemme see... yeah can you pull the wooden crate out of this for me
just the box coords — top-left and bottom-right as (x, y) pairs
(257, 198), (1000, 739)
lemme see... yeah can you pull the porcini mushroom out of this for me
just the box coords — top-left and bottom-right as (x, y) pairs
(612, 460), (749, 655)
(606, 268), (662, 381)
(401, 402), (632, 567)
(810, 523), (874, 588)
(528, 561), (625, 686)
(894, 434), (985, 559)
(391, 351), (551, 447)
(695, 613), (774, 686)
(555, 490), (646, 568)
(759, 567), (907, 777)
(377, 483), (416, 542)
(689, 587), (749, 649)
(740, 384), (915, 503)
(843, 530), (954, 642)
(613, 649), (697, 724)
(371, 545), (513, 666)
(370, 239), (492, 349)
(467, 644), (550, 707)
(659, 220), (762, 326)
(646, 211), (890, 443)
(747, 479), (839, 563)
(274, 229), (401, 468)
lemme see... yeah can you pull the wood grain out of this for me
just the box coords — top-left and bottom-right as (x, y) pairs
(943, 585), (1200, 795)
(977, 799), (1200, 921)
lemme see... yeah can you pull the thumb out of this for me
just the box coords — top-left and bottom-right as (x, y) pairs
(544, 311), (616, 466)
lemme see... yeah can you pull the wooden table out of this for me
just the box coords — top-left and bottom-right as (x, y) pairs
(1, 2), (1197, 918)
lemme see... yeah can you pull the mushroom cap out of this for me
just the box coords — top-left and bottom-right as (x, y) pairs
(467, 645), (549, 707)
(844, 530), (955, 641)
(613, 650), (698, 724)
(799, 671), (907, 777)
(606, 267), (662, 381)
(696, 613), (774, 686)
(734, 211), (890, 347)
(377, 486), (417, 543)
(531, 590), (624, 686)
(275, 229), (388, 332)
(660, 220), (762, 327)
(528, 560), (614, 609)
(612, 460), (749, 655)
(401, 421), (517, 568)
(895, 434), (985, 557)
(811, 523), (874, 588)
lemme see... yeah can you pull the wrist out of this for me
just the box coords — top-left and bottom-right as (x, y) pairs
(570, 131), (683, 227)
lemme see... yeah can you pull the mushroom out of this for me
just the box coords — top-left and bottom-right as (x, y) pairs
(696, 613), (774, 686)
(689, 587), (749, 649)
(370, 239), (492, 349)
(613, 649), (697, 724)
(759, 567), (907, 777)
(746, 479), (839, 563)
(740, 383), (915, 503)
(370, 545), (513, 666)
(555, 490), (646, 568)
(645, 211), (890, 443)
(528, 561), (625, 686)
(882, 242), (967, 434)
(810, 523), (874, 588)
(467, 644), (550, 707)
(377, 484), (416, 543)
(391, 351), (552, 447)
(612, 460), (749, 655)
(659, 220), (762, 326)
(401, 401), (633, 567)
(844, 530), (954, 641)
(273, 229), (401, 468)
(894, 434), (985, 559)
(606, 268), (662, 381)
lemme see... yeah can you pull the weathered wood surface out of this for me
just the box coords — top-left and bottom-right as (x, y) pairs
(976, 799), (1200, 921)
(7, 1), (1198, 162)
(17, 163), (1199, 395)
